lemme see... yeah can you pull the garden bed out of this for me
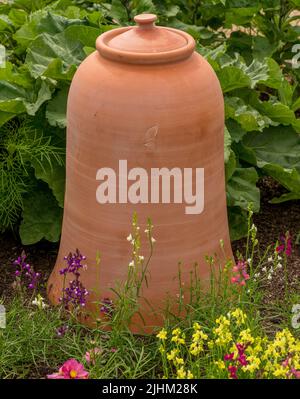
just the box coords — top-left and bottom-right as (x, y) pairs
(1, 177), (299, 303)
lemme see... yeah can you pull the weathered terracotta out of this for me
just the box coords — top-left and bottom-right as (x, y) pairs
(47, 14), (233, 333)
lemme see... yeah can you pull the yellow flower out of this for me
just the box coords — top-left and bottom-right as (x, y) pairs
(231, 308), (247, 326)
(175, 357), (184, 365)
(177, 366), (186, 379)
(273, 365), (289, 378)
(172, 328), (181, 336)
(167, 349), (178, 361)
(193, 322), (201, 331)
(187, 370), (194, 379)
(239, 329), (255, 345)
(242, 356), (261, 373)
(213, 315), (232, 346)
(172, 336), (186, 345)
(171, 328), (185, 345)
(156, 328), (167, 341)
(215, 360), (226, 370)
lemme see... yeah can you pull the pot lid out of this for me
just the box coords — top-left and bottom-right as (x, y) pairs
(96, 14), (195, 64)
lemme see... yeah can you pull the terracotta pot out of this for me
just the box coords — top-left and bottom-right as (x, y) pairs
(47, 14), (233, 333)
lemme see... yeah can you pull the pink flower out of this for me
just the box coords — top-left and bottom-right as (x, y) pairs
(231, 260), (250, 286)
(224, 352), (234, 361)
(276, 233), (292, 256)
(291, 368), (300, 379)
(85, 348), (102, 365)
(47, 359), (89, 379)
(228, 365), (238, 379)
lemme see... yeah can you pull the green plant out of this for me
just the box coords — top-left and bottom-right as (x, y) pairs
(0, 0), (299, 243)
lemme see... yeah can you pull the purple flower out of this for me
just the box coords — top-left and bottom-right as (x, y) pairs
(59, 250), (89, 310)
(100, 298), (114, 316)
(56, 325), (69, 337)
(59, 249), (87, 276)
(12, 253), (41, 290)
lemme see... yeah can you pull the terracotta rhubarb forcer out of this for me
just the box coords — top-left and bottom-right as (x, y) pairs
(47, 14), (234, 333)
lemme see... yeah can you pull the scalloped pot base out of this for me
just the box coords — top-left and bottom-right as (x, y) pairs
(47, 14), (234, 333)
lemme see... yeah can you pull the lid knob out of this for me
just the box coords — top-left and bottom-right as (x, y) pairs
(134, 13), (157, 29)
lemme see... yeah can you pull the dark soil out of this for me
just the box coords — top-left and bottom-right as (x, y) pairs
(0, 177), (299, 301)
(233, 177), (300, 301)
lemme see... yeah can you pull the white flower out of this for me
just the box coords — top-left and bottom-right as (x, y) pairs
(262, 267), (267, 272)
(139, 255), (144, 261)
(144, 229), (149, 234)
(254, 273), (260, 278)
(127, 234), (133, 242)
(277, 263), (283, 269)
(151, 237), (156, 243)
(251, 224), (257, 232)
(268, 257), (273, 263)
(32, 294), (48, 310)
(247, 258), (252, 264)
(267, 274), (272, 280)
(128, 261), (135, 268)
(277, 255), (282, 261)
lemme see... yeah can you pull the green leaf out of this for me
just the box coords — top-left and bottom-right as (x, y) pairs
(14, 11), (87, 49)
(224, 126), (232, 163)
(252, 36), (278, 60)
(132, 0), (156, 16)
(225, 97), (272, 132)
(248, 91), (296, 126)
(46, 86), (68, 128)
(227, 167), (260, 212)
(264, 163), (300, 203)
(225, 149), (236, 182)
(261, 58), (284, 89)
(8, 8), (28, 27)
(228, 207), (248, 241)
(242, 126), (300, 172)
(26, 25), (99, 79)
(226, 119), (247, 143)
(110, 0), (130, 24)
(217, 66), (251, 93)
(24, 80), (52, 116)
(0, 67), (52, 124)
(292, 97), (300, 112)
(19, 184), (62, 245)
(32, 158), (65, 208)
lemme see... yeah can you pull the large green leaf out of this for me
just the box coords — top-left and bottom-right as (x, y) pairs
(242, 126), (300, 172)
(248, 92), (297, 126)
(226, 167), (260, 212)
(19, 184), (63, 245)
(264, 164), (300, 203)
(32, 158), (65, 208)
(26, 25), (99, 79)
(46, 86), (68, 128)
(225, 97), (272, 132)
(14, 11), (87, 49)
(217, 66), (251, 93)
